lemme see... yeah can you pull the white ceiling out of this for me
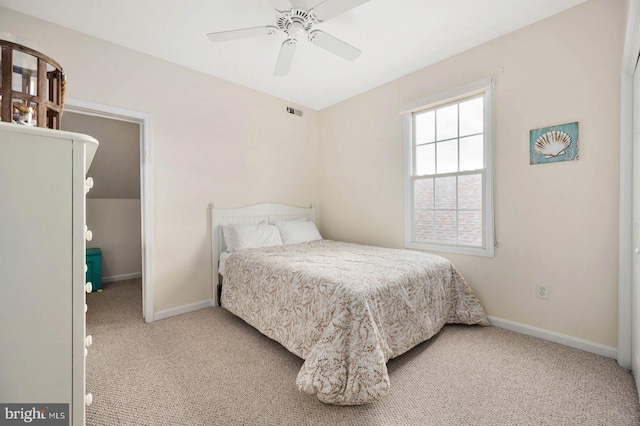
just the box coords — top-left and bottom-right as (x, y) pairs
(0, 0), (587, 110)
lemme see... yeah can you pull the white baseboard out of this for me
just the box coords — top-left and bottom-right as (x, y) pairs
(153, 299), (213, 322)
(103, 272), (142, 283)
(487, 315), (617, 359)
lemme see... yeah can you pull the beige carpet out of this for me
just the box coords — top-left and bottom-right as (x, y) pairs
(86, 279), (640, 425)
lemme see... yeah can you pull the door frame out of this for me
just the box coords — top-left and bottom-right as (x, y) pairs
(620, 0), (640, 370)
(65, 98), (155, 323)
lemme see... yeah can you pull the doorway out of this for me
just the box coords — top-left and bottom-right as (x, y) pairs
(63, 99), (154, 322)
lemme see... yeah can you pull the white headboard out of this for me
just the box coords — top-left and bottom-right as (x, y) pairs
(210, 203), (316, 306)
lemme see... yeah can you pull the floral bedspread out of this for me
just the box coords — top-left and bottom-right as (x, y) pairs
(221, 239), (489, 405)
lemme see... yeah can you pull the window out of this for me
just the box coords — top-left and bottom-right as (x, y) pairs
(402, 78), (494, 257)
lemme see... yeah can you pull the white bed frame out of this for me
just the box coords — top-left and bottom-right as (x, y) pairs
(210, 203), (316, 307)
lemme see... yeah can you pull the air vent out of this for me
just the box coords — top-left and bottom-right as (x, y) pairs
(286, 106), (303, 117)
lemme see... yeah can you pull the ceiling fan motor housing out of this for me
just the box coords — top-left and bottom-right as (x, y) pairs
(276, 9), (316, 41)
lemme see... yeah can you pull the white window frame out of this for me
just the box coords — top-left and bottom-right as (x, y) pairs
(400, 78), (494, 257)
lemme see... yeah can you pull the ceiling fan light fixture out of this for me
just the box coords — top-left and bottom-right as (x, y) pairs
(285, 21), (306, 39)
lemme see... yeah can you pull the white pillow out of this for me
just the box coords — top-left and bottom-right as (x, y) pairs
(275, 221), (322, 245)
(222, 224), (282, 252)
(222, 223), (257, 252)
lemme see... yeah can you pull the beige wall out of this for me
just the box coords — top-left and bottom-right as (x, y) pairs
(319, 0), (624, 347)
(86, 199), (142, 278)
(0, 7), (321, 312)
(63, 112), (141, 200)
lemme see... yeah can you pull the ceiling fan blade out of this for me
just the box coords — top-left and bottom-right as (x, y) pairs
(310, 0), (370, 22)
(271, 0), (317, 10)
(207, 26), (277, 43)
(269, 0), (293, 10)
(274, 40), (297, 77)
(289, 0), (310, 9)
(308, 30), (361, 61)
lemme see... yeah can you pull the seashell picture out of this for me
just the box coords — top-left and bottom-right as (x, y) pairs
(530, 122), (579, 165)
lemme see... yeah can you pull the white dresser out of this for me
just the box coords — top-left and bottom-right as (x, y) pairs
(0, 122), (98, 425)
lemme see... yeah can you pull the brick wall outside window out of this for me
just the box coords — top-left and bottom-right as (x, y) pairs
(414, 175), (482, 246)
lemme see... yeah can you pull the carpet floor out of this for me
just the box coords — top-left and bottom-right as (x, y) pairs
(86, 279), (640, 425)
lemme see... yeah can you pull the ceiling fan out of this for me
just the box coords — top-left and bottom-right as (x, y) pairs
(206, 0), (370, 77)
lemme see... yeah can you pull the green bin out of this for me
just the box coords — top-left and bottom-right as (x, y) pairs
(86, 248), (103, 292)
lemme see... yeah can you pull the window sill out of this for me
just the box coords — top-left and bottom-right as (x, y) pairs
(405, 241), (494, 257)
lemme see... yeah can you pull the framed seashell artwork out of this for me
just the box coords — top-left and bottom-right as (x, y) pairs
(530, 122), (579, 165)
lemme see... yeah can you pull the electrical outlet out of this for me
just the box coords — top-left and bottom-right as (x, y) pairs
(536, 285), (549, 300)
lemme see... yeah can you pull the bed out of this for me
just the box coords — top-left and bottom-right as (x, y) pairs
(210, 203), (489, 405)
